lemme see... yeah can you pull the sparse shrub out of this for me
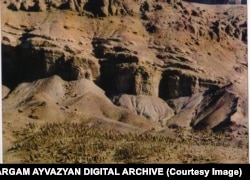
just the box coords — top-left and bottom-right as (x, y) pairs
(6, 121), (248, 164)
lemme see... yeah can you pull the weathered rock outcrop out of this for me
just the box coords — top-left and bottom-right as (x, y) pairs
(1, 0), (247, 133)
(190, 87), (238, 131)
(5, 0), (141, 16)
(183, 0), (247, 4)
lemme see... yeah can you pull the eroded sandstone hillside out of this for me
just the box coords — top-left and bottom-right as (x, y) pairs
(184, 0), (247, 4)
(1, 0), (248, 163)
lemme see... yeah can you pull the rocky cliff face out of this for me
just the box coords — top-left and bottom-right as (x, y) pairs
(183, 0), (247, 4)
(1, 0), (248, 158)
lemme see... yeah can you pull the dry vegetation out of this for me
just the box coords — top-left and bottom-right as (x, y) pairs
(5, 122), (248, 164)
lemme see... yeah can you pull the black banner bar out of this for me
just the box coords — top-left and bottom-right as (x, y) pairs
(0, 164), (249, 179)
